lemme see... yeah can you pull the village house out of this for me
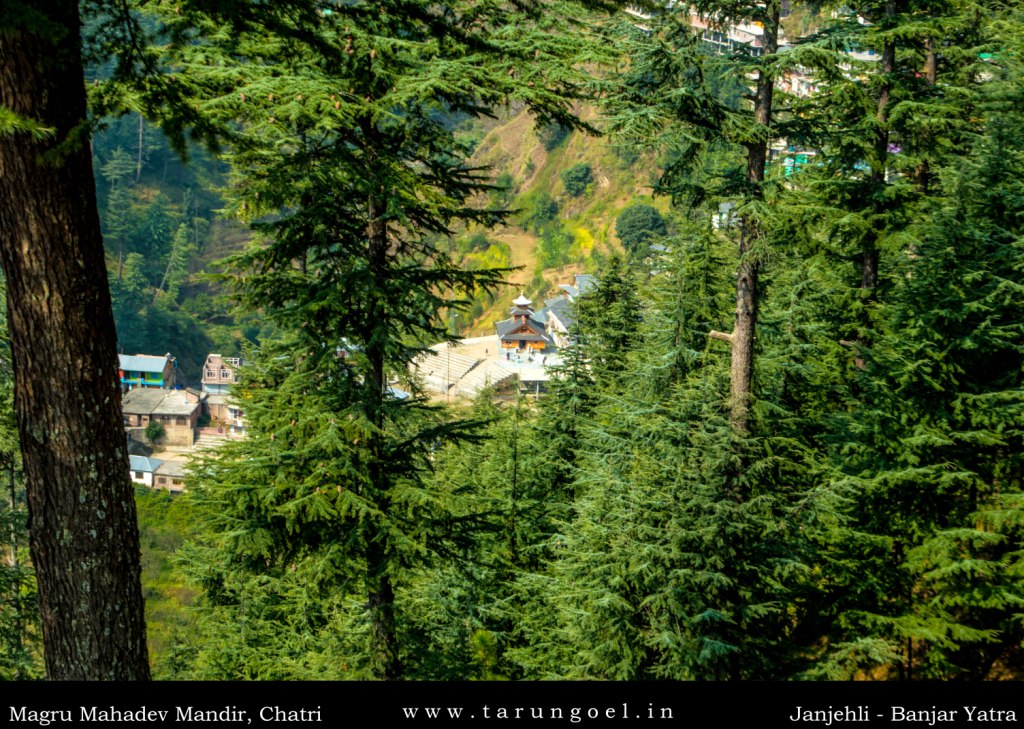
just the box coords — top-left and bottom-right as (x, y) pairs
(122, 387), (203, 447)
(118, 353), (176, 391)
(201, 353), (245, 435)
(201, 354), (242, 394)
(153, 461), (187, 493)
(545, 273), (596, 348)
(129, 455), (163, 488)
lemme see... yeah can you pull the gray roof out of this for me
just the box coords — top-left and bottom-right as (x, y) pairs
(129, 455), (163, 473)
(122, 388), (170, 415)
(154, 460), (187, 478)
(575, 274), (597, 294)
(559, 275), (597, 302)
(123, 388), (200, 416)
(119, 354), (170, 373)
(152, 391), (200, 417)
(496, 319), (517, 337)
(497, 317), (547, 340)
(545, 296), (576, 332)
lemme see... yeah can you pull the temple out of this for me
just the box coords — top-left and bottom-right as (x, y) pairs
(495, 293), (551, 352)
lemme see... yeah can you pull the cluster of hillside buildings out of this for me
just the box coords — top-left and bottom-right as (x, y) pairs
(411, 273), (597, 399)
(494, 274), (595, 353)
(119, 353), (245, 492)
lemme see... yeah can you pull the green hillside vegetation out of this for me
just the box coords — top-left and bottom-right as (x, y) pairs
(92, 115), (258, 385)
(5, 0), (1024, 685)
(456, 105), (668, 334)
(134, 488), (200, 675)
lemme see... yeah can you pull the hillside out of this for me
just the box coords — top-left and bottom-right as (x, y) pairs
(457, 104), (668, 335)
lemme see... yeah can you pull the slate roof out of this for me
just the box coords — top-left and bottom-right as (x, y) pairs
(129, 455), (164, 473)
(119, 354), (170, 373)
(153, 391), (200, 417)
(122, 388), (170, 415)
(575, 274), (597, 294)
(154, 460), (187, 479)
(122, 388), (200, 417)
(497, 317), (552, 344)
(496, 319), (520, 337)
(545, 296), (576, 332)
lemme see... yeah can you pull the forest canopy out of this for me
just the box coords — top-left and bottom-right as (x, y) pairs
(1, 0), (1023, 683)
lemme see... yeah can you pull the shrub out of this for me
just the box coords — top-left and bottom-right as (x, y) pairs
(560, 163), (593, 197)
(145, 420), (165, 443)
(615, 203), (667, 253)
(488, 171), (516, 208)
(522, 192), (559, 232)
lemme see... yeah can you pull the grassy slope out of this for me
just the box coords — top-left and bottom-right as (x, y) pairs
(464, 104), (666, 335)
(135, 487), (200, 675)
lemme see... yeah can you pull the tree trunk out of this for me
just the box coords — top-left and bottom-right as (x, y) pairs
(0, 0), (150, 680)
(728, 3), (779, 433)
(864, 1), (896, 293)
(914, 37), (937, 193)
(364, 182), (401, 680)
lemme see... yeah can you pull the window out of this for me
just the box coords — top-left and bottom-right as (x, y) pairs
(134, 471), (144, 479)
(176, 417), (186, 425)
(205, 369), (216, 379)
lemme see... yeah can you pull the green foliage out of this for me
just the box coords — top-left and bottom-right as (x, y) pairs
(160, 0), (607, 680)
(521, 192), (560, 232)
(145, 420), (165, 443)
(560, 163), (593, 197)
(536, 228), (574, 269)
(134, 488), (200, 677)
(0, 279), (41, 680)
(488, 171), (517, 209)
(465, 241), (512, 272)
(54, 0), (1024, 685)
(819, 60), (1024, 677)
(615, 203), (667, 254)
(538, 121), (572, 151)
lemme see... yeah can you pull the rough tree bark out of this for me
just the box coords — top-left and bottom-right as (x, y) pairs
(864, 0), (897, 293)
(727, 1), (779, 433)
(364, 164), (401, 680)
(0, 0), (150, 679)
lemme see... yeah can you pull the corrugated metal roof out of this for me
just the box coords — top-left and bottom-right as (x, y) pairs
(129, 455), (163, 473)
(119, 354), (170, 373)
